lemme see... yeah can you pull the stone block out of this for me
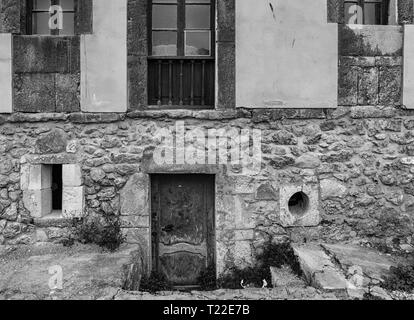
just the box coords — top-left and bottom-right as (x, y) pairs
(217, 41), (235, 110)
(357, 67), (379, 105)
(13, 36), (80, 73)
(379, 66), (402, 106)
(270, 266), (305, 287)
(122, 227), (150, 252)
(234, 241), (253, 268)
(35, 129), (68, 154)
(339, 25), (403, 56)
(55, 73), (80, 112)
(320, 179), (348, 200)
(128, 56), (147, 110)
(13, 73), (55, 113)
(62, 186), (85, 218)
(279, 184), (320, 227)
(20, 164), (30, 190)
(35, 229), (48, 242)
(327, 0), (344, 24)
(28, 165), (52, 190)
(120, 173), (149, 216)
(338, 60), (358, 106)
(294, 153), (321, 169)
(62, 164), (82, 187)
(0, 33), (12, 113)
(77, 0), (93, 34)
(0, 0), (21, 33)
(255, 183), (278, 200)
(120, 215), (150, 228)
(398, 0), (414, 24)
(350, 105), (397, 119)
(127, 0), (147, 56)
(293, 244), (349, 292)
(23, 189), (52, 218)
(217, 0), (235, 42)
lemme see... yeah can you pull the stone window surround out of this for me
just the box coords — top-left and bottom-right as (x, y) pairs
(128, 0), (235, 111)
(122, 160), (320, 276)
(21, 159), (84, 220)
(4, 1), (93, 113)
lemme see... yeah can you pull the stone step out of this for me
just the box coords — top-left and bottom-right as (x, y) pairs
(291, 242), (406, 299)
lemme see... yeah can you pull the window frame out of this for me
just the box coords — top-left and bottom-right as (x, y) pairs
(344, 0), (390, 25)
(26, 0), (78, 35)
(147, 0), (217, 109)
(148, 0), (216, 59)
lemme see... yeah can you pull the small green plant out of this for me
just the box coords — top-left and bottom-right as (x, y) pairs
(363, 293), (384, 300)
(140, 271), (173, 293)
(256, 241), (303, 277)
(218, 266), (268, 289)
(382, 264), (414, 292)
(73, 216), (125, 251)
(217, 241), (302, 289)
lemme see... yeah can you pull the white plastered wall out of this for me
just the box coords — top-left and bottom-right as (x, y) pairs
(236, 0), (338, 109)
(0, 33), (12, 113)
(80, 0), (127, 112)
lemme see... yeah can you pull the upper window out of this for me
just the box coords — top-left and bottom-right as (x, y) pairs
(150, 0), (214, 57)
(148, 0), (215, 108)
(344, 0), (391, 25)
(27, 0), (76, 35)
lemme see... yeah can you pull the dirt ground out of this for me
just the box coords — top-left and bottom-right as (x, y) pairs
(0, 243), (412, 300)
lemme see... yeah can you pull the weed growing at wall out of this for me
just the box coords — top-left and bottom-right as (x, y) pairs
(382, 264), (414, 292)
(217, 241), (302, 289)
(197, 265), (217, 291)
(140, 271), (173, 293)
(71, 216), (125, 251)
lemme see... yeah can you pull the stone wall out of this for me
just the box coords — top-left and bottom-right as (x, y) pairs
(1, 107), (414, 273)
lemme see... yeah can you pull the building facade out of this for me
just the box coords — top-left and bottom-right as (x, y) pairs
(1, 0), (414, 287)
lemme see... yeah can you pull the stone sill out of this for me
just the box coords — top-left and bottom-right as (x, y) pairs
(0, 106), (413, 124)
(33, 211), (73, 229)
(345, 24), (403, 32)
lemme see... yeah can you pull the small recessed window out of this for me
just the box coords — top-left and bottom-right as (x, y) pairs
(28, 0), (76, 35)
(51, 164), (63, 211)
(344, 0), (393, 25)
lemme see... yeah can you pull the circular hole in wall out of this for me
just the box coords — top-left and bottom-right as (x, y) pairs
(288, 192), (310, 216)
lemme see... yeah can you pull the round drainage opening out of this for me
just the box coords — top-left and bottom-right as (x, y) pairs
(288, 192), (310, 216)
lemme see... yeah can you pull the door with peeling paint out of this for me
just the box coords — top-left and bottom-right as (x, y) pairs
(151, 174), (215, 288)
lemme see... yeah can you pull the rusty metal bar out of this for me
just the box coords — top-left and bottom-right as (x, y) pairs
(179, 60), (184, 106)
(201, 60), (205, 106)
(168, 60), (173, 105)
(190, 60), (195, 106)
(157, 60), (162, 106)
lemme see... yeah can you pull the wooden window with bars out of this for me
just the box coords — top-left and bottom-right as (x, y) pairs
(27, 0), (76, 35)
(148, 0), (215, 108)
(344, 0), (391, 25)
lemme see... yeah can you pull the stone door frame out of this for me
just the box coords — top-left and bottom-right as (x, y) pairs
(120, 164), (224, 277)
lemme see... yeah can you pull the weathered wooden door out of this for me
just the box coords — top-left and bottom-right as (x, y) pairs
(151, 174), (215, 288)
